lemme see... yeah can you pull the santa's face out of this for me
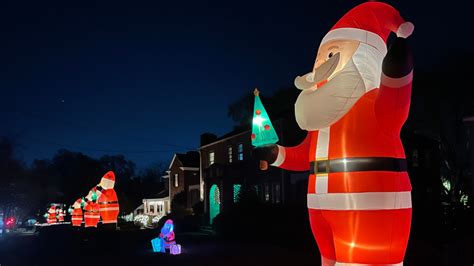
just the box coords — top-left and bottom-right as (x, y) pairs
(294, 39), (383, 130)
(295, 40), (360, 91)
(100, 177), (115, 189)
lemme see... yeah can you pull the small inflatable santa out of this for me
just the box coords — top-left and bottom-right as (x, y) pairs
(57, 207), (65, 222)
(71, 198), (83, 227)
(255, 2), (414, 265)
(84, 190), (100, 228)
(47, 205), (57, 224)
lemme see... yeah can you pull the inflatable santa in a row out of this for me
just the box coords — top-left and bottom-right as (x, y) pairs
(255, 2), (414, 265)
(45, 205), (66, 224)
(71, 171), (120, 228)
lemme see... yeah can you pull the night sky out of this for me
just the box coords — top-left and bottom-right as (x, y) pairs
(0, 0), (465, 169)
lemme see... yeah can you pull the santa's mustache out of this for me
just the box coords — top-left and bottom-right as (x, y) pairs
(294, 52), (340, 91)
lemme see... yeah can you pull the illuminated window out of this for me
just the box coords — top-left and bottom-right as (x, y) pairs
(274, 184), (281, 204)
(209, 151), (215, 166)
(264, 183), (270, 202)
(174, 173), (179, 187)
(237, 143), (244, 161)
(233, 184), (241, 203)
(228, 146), (233, 163)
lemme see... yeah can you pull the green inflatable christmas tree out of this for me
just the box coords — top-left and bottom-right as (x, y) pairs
(251, 88), (279, 147)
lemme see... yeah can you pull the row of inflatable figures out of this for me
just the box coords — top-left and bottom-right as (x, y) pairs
(44, 205), (67, 224)
(70, 171), (120, 228)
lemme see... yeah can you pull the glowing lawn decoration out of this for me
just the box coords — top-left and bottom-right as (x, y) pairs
(254, 2), (415, 264)
(170, 244), (181, 255)
(96, 171), (120, 224)
(152, 219), (179, 254)
(151, 237), (163, 253)
(251, 88), (279, 170)
(251, 88), (279, 147)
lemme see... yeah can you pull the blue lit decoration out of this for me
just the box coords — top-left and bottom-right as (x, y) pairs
(151, 237), (163, 253)
(151, 219), (178, 253)
(209, 184), (221, 224)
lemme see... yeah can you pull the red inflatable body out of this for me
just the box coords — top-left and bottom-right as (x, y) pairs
(271, 2), (414, 265)
(58, 209), (65, 222)
(98, 189), (119, 224)
(71, 198), (83, 227)
(47, 206), (57, 224)
(84, 201), (100, 228)
(71, 208), (83, 227)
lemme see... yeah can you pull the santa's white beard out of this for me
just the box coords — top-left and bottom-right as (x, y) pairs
(295, 43), (384, 131)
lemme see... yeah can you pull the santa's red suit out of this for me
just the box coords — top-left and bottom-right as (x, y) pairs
(97, 188), (119, 224)
(47, 206), (57, 224)
(95, 171), (120, 224)
(84, 201), (100, 228)
(71, 198), (83, 227)
(267, 2), (414, 265)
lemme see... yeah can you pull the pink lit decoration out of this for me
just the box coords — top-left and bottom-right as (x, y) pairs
(170, 244), (181, 255)
(155, 219), (177, 253)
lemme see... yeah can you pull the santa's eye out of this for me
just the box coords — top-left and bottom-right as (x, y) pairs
(328, 52), (334, 58)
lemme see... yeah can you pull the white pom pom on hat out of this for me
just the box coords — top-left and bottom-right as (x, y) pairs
(397, 21), (414, 39)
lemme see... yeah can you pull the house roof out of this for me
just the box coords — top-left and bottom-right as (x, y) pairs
(142, 188), (169, 199)
(200, 126), (250, 149)
(155, 189), (169, 198)
(199, 107), (297, 149)
(169, 151), (200, 169)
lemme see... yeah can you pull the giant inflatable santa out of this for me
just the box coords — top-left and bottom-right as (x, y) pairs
(255, 2), (414, 265)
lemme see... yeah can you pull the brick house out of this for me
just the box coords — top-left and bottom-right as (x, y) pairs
(166, 151), (201, 209)
(200, 112), (308, 224)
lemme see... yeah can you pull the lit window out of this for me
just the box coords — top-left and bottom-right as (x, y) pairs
(233, 184), (241, 203)
(264, 183), (270, 202)
(174, 173), (179, 187)
(274, 184), (281, 204)
(228, 146), (233, 163)
(238, 143), (244, 161)
(209, 151), (215, 166)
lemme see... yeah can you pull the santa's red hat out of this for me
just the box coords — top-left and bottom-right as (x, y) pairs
(100, 171), (116, 189)
(321, 2), (414, 55)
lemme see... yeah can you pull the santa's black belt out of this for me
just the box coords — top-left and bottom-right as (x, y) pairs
(99, 201), (118, 205)
(309, 157), (407, 175)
